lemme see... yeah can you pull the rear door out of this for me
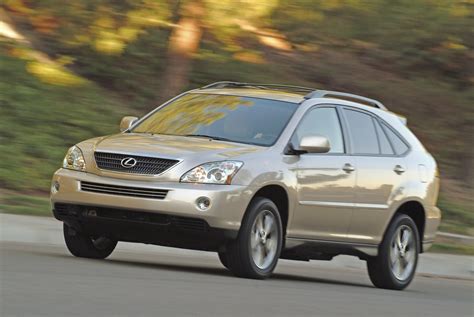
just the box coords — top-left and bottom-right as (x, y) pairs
(341, 108), (409, 244)
(291, 106), (356, 241)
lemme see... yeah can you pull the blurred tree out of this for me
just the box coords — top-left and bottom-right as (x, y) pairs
(3, 0), (282, 105)
(158, 0), (205, 102)
(158, 0), (282, 102)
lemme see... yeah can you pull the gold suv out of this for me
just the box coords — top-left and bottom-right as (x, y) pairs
(51, 82), (441, 290)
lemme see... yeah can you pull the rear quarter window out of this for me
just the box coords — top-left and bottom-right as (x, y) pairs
(381, 122), (409, 155)
(374, 119), (395, 155)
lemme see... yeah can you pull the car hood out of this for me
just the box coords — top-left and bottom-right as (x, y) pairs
(93, 133), (265, 160)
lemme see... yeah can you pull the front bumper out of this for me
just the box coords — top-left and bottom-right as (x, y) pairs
(51, 169), (252, 232)
(54, 203), (237, 251)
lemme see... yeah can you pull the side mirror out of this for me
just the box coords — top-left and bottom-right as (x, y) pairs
(120, 116), (138, 132)
(299, 135), (331, 153)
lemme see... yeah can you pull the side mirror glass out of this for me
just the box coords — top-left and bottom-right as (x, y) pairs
(298, 135), (331, 153)
(120, 116), (138, 132)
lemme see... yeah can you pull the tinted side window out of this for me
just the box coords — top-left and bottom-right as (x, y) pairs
(294, 107), (344, 153)
(381, 122), (409, 155)
(374, 119), (394, 155)
(344, 109), (379, 155)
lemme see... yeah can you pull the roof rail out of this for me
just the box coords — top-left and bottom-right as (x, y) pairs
(201, 81), (316, 95)
(304, 90), (387, 110)
(201, 82), (388, 111)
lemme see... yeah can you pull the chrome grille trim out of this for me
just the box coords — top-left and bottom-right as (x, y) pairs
(81, 181), (168, 200)
(94, 152), (179, 175)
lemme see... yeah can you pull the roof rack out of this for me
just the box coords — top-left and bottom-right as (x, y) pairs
(304, 90), (387, 110)
(201, 81), (316, 95)
(201, 81), (388, 111)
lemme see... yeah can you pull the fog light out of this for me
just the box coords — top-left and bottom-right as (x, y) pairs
(196, 197), (211, 211)
(51, 181), (60, 194)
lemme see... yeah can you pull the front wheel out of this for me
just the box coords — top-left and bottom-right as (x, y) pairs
(63, 223), (117, 259)
(225, 197), (283, 279)
(367, 214), (419, 290)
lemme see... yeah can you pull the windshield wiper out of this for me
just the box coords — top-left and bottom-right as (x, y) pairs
(184, 134), (236, 143)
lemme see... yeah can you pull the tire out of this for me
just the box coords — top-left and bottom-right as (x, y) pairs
(225, 197), (283, 279)
(63, 223), (117, 259)
(367, 214), (419, 290)
(218, 251), (230, 270)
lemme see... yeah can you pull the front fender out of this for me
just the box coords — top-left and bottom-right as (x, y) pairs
(235, 156), (298, 229)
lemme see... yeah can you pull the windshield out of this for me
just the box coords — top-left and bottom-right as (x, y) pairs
(132, 93), (298, 146)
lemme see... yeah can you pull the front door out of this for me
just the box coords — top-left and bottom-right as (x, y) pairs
(290, 106), (356, 241)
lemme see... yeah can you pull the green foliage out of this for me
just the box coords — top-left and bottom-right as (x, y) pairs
(0, 45), (129, 191)
(0, 193), (51, 217)
(430, 243), (474, 256)
(70, 28), (170, 108)
(438, 195), (474, 236)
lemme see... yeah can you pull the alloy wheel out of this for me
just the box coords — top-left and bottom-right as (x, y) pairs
(390, 225), (416, 281)
(250, 210), (278, 270)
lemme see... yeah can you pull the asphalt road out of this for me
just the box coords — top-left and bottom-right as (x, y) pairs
(1, 240), (473, 317)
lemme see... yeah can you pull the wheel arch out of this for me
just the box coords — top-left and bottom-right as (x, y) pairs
(386, 200), (426, 253)
(249, 185), (290, 237)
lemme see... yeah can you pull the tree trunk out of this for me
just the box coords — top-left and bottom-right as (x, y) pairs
(157, 0), (204, 105)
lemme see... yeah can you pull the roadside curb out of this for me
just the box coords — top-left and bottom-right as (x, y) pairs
(437, 232), (474, 244)
(417, 272), (474, 282)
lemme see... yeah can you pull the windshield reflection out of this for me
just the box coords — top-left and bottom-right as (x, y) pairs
(132, 93), (298, 146)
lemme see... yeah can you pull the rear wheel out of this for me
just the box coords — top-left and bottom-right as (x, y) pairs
(225, 197), (283, 279)
(367, 214), (419, 290)
(63, 223), (117, 259)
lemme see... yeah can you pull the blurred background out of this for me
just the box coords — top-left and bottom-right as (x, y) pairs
(0, 1), (472, 252)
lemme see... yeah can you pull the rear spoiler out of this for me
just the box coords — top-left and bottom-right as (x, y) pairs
(396, 114), (407, 125)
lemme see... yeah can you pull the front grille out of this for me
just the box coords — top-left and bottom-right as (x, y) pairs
(54, 204), (209, 232)
(81, 181), (168, 200)
(94, 152), (179, 175)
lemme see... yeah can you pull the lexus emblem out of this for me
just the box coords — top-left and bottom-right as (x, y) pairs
(120, 157), (137, 168)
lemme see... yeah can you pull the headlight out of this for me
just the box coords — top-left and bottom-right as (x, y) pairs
(63, 145), (86, 171)
(180, 161), (243, 185)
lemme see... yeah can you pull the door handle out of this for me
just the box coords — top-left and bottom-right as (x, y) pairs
(394, 165), (405, 175)
(343, 163), (355, 173)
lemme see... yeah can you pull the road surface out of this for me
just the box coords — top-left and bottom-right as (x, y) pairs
(1, 214), (473, 317)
